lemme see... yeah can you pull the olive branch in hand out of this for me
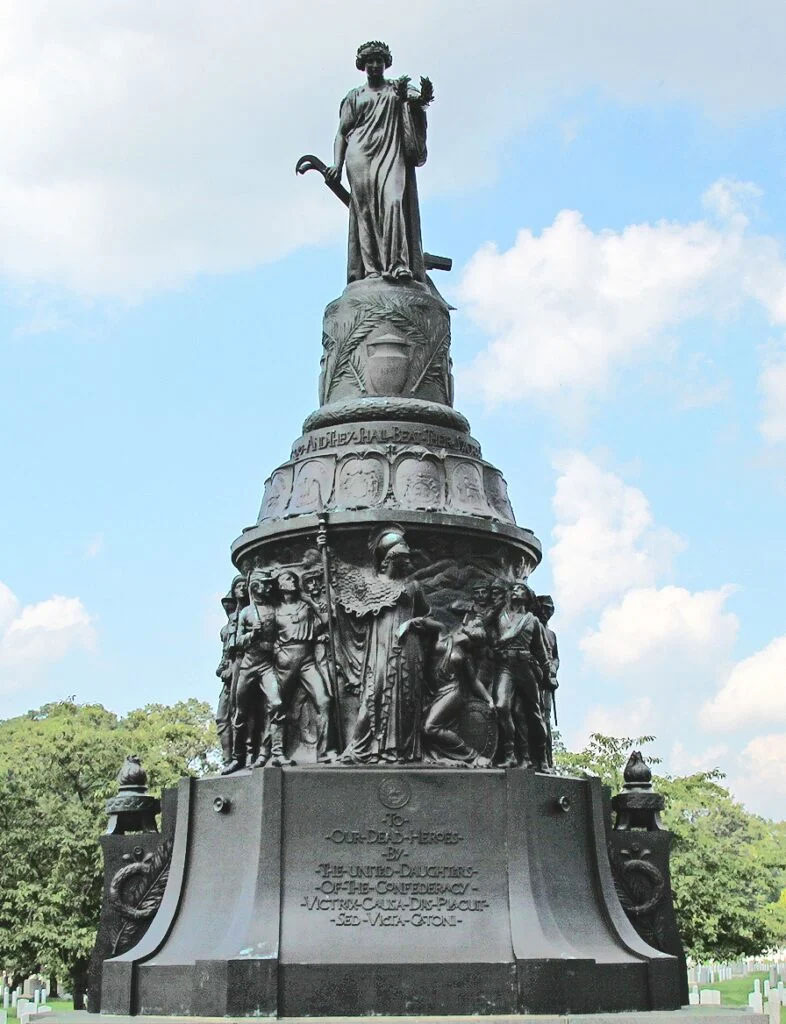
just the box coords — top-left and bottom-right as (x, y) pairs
(418, 76), (434, 106)
(396, 74), (435, 106)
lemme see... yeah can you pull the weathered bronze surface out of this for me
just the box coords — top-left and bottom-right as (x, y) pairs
(230, 40), (545, 763)
(95, 42), (687, 1018)
(608, 753), (690, 1006)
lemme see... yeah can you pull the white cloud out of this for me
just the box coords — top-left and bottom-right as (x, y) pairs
(458, 178), (786, 406)
(0, 584), (96, 695)
(0, 582), (20, 634)
(701, 634), (786, 732)
(2, 4), (786, 297)
(759, 349), (786, 442)
(574, 696), (656, 750)
(581, 584), (738, 674)
(667, 740), (729, 777)
(701, 178), (762, 229)
(730, 733), (786, 816)
(550, 452), (683, 616)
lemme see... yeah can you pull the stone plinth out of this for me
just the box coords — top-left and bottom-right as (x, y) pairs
(101, 768), (683, 1018)
(320, 278), (453, 407)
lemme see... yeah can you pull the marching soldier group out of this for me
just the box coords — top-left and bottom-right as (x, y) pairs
(215, 558), (559, 772)
(215, 565), (339, 774)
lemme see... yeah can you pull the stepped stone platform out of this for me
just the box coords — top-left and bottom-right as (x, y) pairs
(57, 1007), (769, 1024)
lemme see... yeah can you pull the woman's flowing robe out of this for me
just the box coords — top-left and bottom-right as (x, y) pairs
(339, 81), (427, 282)
(341, 580), (429, 762)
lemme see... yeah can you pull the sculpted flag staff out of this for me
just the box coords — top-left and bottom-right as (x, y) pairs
(317, 512), (344, 750)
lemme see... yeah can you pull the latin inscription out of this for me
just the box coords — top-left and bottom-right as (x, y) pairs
(291, 425), (482, 461)
(301, 811), (490, 929)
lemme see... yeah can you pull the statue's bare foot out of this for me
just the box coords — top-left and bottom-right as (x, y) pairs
(270, 753), (295, 767)
(251, 754), (269, 769)
(220, 759), (245, 776)
(318, 750), (339, 764)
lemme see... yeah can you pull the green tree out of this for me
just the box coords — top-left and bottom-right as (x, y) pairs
(0, 699), (218, 997)
(660, 771), (782, 959)
(557, 733), (786, 960)
(555, 731), (659, 792)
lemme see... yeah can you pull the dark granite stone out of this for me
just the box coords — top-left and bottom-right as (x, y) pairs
(101, 768), (682, 1017)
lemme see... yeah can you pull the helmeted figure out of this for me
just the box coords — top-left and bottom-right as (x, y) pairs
(340, 526), (432, 763)
(325, 40), (432, 283)
(536, 594), (559, 768)
(273, 569), (338, 763)
(491, 579), (550, 770)
(214, 575), (248, 768)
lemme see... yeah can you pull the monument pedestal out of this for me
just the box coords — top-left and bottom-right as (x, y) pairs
(101, 767), (682, 1018)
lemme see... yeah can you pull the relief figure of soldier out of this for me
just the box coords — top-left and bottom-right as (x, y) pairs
(273, 569), (338, 763)
(215, 574), (248, 770)
(536, 594), (559, 768)
(491, 579), (550, 770)
(325, 40), (432, 283)
(224, 568), (292, 773)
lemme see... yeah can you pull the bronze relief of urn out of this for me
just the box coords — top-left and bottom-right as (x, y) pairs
(364, 333), (414, 395)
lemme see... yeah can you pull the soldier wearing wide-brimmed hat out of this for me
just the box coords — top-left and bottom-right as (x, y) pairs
(491, 579), (550, 770)
(536, 594), (559, 768)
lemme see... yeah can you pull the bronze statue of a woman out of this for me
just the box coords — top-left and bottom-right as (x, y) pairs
(325, 40), (433, 284)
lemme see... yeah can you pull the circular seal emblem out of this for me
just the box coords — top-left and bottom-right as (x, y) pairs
(378, 777), (411, 809)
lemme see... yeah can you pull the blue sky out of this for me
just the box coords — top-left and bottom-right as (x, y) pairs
(2, 2), (786, 817)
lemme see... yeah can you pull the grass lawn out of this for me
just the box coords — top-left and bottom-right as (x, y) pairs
(700, 971), (786, 1022)
(4, 999), (73, 1020)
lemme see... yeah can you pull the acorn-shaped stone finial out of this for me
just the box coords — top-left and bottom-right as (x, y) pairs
(623, 751), (652, 788)
(117, 754), (148, 791)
